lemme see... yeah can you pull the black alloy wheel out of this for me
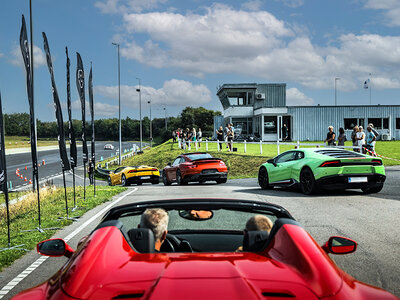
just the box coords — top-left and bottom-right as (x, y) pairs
(121, 174), (129, 186)
(258, 167), (272, 190)
(176, 170), (187, 185)
(300, 168), (317, 195)
(163, 172), (171, 186)
(108, 176), (112, 186)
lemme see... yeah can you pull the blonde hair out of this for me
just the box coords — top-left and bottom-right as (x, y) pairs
(245, 215), (273, 232)
(140, 208), (169, 241)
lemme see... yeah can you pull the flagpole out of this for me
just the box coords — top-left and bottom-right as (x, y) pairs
(369, 73), (372, 105)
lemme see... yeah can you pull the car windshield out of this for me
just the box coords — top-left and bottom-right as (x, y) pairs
(118, 208), (277, 232)
(186, 153), (213, 160)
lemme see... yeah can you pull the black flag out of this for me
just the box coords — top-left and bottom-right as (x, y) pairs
(76, 53), (88, 164)
(66, 47), (77, 168)
(19, 15), (38, 176)
(89, 66), (95, 163)
(42, 32), (70, 171)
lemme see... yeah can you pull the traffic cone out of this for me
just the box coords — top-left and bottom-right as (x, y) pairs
(24, 166), (27, 170)
(20, 175), (23, 179)
(42, 160), (45, 166)
(24, 177), (27, 182)
(29, 179), (32, 184)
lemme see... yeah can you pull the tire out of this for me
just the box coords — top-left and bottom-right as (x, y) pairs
(108, 176), (112, 186)
(361, 185), (383, 194)
(121, 174), (129, 186)
(176, 170), (187, 185)
(258, 167), (272, 190)
(216, 178), (227, 184)
(300, 168), (317, 195)
(152, 178), (159, 184)
(163, 172), (171, 186)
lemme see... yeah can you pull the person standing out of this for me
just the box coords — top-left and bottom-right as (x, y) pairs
(172, 130), (177, 143)
(227, 126), (234, 152)
(356, 126), (365, 153)
(337, 127), (346, 147)
(224, 123), (230, 148)
(365, 126), (376, 156)
(282, 124), (288, 141)
(197, 128), (202, 148)
(191, 128), (197, 148)
(177, 128), (181, 149)
(216, 126), (224, 150)
(351, 125), (359, 152)
(324, 126), (336, 146)
(368, 123), (379, 154)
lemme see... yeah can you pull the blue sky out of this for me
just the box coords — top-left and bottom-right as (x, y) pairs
(1, 0), (400, 122)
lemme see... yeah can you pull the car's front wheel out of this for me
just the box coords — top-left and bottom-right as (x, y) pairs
(300, 168), (317, 195)
(361, 185), (383, 194)
(108, 176), (112, 186)
(121, 174), (129, 186)
(176, 170), (187, 185)
(163, 172), (171, 186)
(258, 167), (272, 190)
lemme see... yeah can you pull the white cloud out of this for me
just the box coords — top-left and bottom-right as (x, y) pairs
(276, 0), (304, 8)
(71, 100), (118, 117)
(10, 45), (46, 68)
(95, 79), (212, 107)
(95, 0), (167, 14)
(241, 0), (263, 11)
(364, 0), (400, 27)
(286, 88), (314, 105)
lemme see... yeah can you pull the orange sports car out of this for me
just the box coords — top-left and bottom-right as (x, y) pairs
(108, 165), (160, 186)
(162, 152), (228, 185)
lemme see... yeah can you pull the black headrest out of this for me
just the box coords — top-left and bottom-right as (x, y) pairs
(243, 230), (269, 252)
(128, 228), (155, 253)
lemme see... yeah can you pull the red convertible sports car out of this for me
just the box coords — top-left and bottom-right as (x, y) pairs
(162, 152), (228, 185)
(13, 199), (397, 300)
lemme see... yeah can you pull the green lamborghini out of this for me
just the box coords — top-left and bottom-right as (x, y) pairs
(258, 148), (386, 195)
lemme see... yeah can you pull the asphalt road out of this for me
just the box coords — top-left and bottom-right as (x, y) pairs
(6, 141), (138, 191)
(0, 171), (399, 299)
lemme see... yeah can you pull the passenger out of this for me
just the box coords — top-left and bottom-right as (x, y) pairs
(138, 208), (169, 252)
(237, 215), (273, 251)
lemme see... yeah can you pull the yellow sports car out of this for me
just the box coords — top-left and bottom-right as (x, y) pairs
(108, 165), (160, 186)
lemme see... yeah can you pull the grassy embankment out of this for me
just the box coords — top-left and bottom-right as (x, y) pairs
(0, 185), (126, 271)
(98, 139), (400, 179)
(5, 136), (59, 149)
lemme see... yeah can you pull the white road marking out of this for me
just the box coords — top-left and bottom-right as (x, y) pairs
(0, 187), (138, 299)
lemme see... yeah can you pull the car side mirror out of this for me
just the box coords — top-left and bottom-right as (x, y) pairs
(267, 159), (276, 167)
(322, 236), (357, 255)
(37, 238), (75, 258)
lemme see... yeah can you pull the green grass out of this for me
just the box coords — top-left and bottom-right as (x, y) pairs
(5, 136), (59, 149)
(0, 185), (126, 271)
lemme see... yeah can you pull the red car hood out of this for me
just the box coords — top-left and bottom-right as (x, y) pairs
(58, 226), (322, 300)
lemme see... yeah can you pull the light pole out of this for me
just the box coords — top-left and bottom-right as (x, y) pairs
(136, 78), (142, 151)
(334, 77), (340, 106)
(164, 105), (167, 130)
(148, 99), (152, 147)
(112, 42), (121, 165)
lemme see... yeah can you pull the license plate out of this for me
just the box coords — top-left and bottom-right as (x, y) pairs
(348, 177), (368, 183)
(141, 176), (150, 179)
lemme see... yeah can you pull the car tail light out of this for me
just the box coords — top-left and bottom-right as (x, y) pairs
(320, 160), (341, 167)
(371, 159), (382, 166)
(186, 163), (196, 169)
(151, 168), (158, 171)
(128, 170), (138, 173)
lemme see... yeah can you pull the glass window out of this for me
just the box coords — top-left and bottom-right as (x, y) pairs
(396, 118), (400, 129)
(186, 153), (213, 160)
(296, 151), (305, 160)
(358, 118), (364, 128)
(172, 157), (181, 166)
(264, 116), (277, 134)
(382, 118), (389, 129)
(276, 152), (296, 163)
(344, 118), (357, 130)
(368, 118), (382, 129)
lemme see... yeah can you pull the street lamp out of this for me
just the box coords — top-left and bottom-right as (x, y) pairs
(163, 105), (167, 130)
(136, 78), (142, 151)
(334, 77), (340, 106)
(112, 42), (122, 165)
(148, 99), (152, 147)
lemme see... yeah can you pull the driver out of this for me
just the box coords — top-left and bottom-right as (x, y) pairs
(237, 215), (273, 252)
(139, 208), (169, 252)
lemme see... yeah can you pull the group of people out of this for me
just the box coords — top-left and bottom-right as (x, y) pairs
(324, 123), (379, 155)
(216, 123), (235, 152)
(139, 208), (273, 252)
(173, 127), (203, 149)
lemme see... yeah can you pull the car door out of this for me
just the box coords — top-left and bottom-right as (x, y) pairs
(268, 151), (297, 183)
(166, 157), (182, 182)
(114, 167), (125, 185)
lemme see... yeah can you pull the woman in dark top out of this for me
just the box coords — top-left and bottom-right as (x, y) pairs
(337, 127), (346, 146)
(216, 126), (224, 150)
(324, 125), (336, 146)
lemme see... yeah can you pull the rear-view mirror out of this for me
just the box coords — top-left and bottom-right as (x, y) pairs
(267, 159), (276, 166)
(323, 236), (357, 255)
(37, 238), (75, 258)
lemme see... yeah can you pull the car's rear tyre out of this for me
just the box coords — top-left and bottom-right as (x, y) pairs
(121, 174), (129, 186)
(108, 176), (112, 186)
(163, 172), (171, 186)
(258, 167), (272, 190)
(300, 168), (317, 195)
(361, 185), (383, 194)
(176, 170), (187, 185)
(216, 178), (227, 184)
(152, 178), (159, 184)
